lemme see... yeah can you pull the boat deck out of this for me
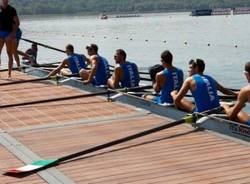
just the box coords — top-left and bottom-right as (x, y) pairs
(1, 71), (250, 184)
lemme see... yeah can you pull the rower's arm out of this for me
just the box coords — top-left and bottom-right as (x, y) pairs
(13, 15), (20, 31)
(216, 81), (237, 96)
(153, 72), (164, 93)
(48, 59), (68, 77)
(84, 56), (98, 84)
(173, 78), (190, 103)
(108, 67), (122, 89)
(222, 89), (247, 120)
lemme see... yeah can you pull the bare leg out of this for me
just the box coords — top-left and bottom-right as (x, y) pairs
(13, 39), (20, 68)
(0, 38), (4, 68)
(236, 111), (250, 124)
(171, 91), (195, 113)
(79, 69), (90, 80)
(5, 38), (14, 78)
(60, 68), (72, 76)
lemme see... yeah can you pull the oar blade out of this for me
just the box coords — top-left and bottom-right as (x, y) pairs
(6, 159), (57, 174)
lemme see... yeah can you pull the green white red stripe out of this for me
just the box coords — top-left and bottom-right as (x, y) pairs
(7, 160), (56, 173)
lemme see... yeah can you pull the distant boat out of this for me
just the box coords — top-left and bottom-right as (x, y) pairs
(190, 9), (212, 16)
(100, 14), (108, 20)
(116, 14), (140, 18)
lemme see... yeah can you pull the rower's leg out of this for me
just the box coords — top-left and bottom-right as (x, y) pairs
(79, 69), (90, 80)
(236, 110), (250, 124)
(60, 68), (71, 76)
(171, 91), (195, 113)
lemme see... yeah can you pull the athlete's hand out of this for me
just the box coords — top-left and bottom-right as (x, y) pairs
(83, 80), (91, 85)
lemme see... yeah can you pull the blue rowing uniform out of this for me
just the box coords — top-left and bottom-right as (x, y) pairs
(68, 54), (86, 74)
(120, 61), (140, 88)
(92, 55), (110, 86)
(245, 120), (250, 126)
(154, 67), (183, 104)
(191, 74), (220, 112)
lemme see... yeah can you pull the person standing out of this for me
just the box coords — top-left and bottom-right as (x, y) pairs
(0, 0), (20, 78)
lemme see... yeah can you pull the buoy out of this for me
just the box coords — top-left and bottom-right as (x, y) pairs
(145, 39), (148, 42)
(234, 44), (238, 48)
(184, 41), (187, 45)
(130, 38), (133, 41)
(104, 36), (107, 38)
(115, 37), (119, 40)
(207, 43), (210, 46)
(163, 40), (167, 43)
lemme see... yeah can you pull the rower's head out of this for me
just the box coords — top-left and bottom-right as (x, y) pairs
(31, 43), (38, 52)
(65, 44), (74, 55)
(160, 50), (173, 68)
(86, 44), (98, 56)
(244, 61), (250, 83)
(190, 59), (205, 74)
(188, 59), (196, 76)
(114, 49), (126, 64)
(2, 0), (9, 8)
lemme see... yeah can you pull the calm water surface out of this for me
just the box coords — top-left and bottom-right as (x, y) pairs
(2, 12), (250, 90)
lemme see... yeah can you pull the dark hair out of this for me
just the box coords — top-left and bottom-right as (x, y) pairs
(66, 44), (74, 52)
(116, 49), (126, 60)
(190, 58), (205, 73)
(189, 59), (195, 65)
(161, 50), (173, 65)
(86, 43), (98, 53)
(245, 61), (250, 73)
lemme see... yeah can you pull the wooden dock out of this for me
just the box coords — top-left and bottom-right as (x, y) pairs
(1, 71), (250, 183)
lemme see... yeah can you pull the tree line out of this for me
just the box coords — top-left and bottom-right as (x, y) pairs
(11, 0), (250, 15)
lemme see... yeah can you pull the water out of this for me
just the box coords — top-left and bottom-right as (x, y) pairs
(2, 12), (250, 89)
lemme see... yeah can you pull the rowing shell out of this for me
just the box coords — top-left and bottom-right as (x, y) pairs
(23, 66), (250, 143)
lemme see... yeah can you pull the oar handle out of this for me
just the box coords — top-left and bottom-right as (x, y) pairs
(58, 117), (190, 162)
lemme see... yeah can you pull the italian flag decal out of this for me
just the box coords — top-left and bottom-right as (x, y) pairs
(7, 160), (56, 173)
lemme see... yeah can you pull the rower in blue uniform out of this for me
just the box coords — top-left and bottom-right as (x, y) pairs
(222, 61), (250, 125)
(108, 49), (140, 88)
(80, 43), (110, 86)
(143, 50), (183, 104)
(48, 44), (86, 77)
(171, 59), (236, 112)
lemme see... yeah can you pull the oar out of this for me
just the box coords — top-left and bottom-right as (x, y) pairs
(0, 76), (58, 86)
(185, 94), (237, 100)
(21, 38), (65, 54)
(0, 91), (109, 109)
(5, 106), (221, 174)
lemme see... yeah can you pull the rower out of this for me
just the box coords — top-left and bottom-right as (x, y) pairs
(48, 44), (86, 77)
(18, 43), (38, 66)
(80, 43), (110, 85)
(108, 49), (140, 89)
(222, 61), (250, 125)
(171, 59), (237, 113)
(143, 50), (184, 104)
